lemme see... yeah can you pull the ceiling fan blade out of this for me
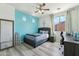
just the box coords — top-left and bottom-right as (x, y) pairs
(42, 9), (50, 10)
(35, 10), (39, 13)
(39, 3), (46, 7)
(42, 12), (44, 14)
(42, 3), (46, 6)
(36, 7), (40, 9)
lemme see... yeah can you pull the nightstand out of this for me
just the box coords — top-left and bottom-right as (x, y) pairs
(49, 36), (55, 42)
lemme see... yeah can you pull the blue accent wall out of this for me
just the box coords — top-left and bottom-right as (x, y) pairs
(15, 10), (39, 41)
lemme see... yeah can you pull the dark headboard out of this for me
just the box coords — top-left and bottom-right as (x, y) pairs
(38, 27), (51, 38)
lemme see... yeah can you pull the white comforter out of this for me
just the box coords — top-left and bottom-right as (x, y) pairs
(25, 33), (49, 42)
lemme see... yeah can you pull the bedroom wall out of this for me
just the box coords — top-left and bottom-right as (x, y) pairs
(69, 6), (79, 32)
(0, 3), (15, 20)
(39, 15), (51, 28)
(65, 6), (79, 33)
(15, 10), (39, 41)
(39, 14), (54, 36)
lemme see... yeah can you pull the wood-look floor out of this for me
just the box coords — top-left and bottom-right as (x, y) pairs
(0, 42), (64, 56)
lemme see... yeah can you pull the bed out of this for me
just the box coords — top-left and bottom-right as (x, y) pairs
(24, 27), (51, 48)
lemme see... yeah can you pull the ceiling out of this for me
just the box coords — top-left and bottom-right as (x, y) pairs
(9, 3), (79, 17)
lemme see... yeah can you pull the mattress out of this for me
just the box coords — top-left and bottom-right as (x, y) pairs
(25, 33), (49, 42)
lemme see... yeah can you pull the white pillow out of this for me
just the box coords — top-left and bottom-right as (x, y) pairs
(40, 30), (48, 34)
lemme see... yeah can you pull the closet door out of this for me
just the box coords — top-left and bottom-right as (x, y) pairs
(0, 20), (13, 49)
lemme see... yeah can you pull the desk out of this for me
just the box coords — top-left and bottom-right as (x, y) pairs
(64, 36), (79, 56)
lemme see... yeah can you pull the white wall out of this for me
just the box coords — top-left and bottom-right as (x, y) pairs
(39, 15), (51, 28)
(0, 4), (15, 20)
(70, 6), (79, 32)
(66, 6), (79, 33)
(54, 11), (67, 17)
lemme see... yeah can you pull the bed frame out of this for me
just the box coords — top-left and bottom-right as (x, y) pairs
(38, 27), (51, 40)
(24, 27), (51, 48)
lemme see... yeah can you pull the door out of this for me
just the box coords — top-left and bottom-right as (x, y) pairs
(0, 20), (13, 49)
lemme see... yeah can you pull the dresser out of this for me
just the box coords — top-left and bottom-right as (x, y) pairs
(64, 36), (79, 56)
(0, 19), (14, 50)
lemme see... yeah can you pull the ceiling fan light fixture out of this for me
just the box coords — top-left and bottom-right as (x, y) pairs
(43, 3), (46, 6)
(57, 8), (61, 10)
(41, 10), (44, 12)
(39, 10), (41, 13)
(34, 3), (49, 14)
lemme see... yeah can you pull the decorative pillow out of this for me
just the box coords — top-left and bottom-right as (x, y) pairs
(40, 30), (48, 34)
(76, 33), (79, 39)
(73, 32), (79, 40)
(39, 30), (43, 34)
(43, 31), (48, 34)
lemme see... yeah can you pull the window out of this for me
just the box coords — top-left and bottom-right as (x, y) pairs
(54, 16), (65, 31)
(54, 16), (59, 25)
(60, 16), (66, 22)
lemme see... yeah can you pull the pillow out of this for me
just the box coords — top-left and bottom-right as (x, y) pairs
(73, 32), (79, 39)
(39, 30), (44, 34)
(43, 31), (48, 34)
(76, 33), (79, 39)
(40, 30), (48, 34)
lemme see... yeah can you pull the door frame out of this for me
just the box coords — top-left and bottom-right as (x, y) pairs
(0, 19), (14, 50)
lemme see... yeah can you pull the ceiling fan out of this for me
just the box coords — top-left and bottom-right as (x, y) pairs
(34, 3), (50, 14)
